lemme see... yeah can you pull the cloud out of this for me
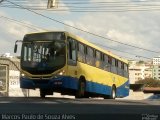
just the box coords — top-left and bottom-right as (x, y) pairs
(63, 3), (160, 60)
(0, 0), (160, 60)
(0, 12), (37, 55)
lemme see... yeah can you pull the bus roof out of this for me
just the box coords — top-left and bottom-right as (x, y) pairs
(25, 31), (128, 64)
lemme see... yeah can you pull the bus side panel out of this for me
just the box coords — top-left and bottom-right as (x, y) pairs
(116, 80), (129, 97)
(86, 81), (112, 95)
(61, 76), (78, 90)
(77, 62), (129, 97)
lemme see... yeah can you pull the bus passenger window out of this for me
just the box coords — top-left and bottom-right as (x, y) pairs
(111, 58), (117, 74)
(108, 56), (112, 64)
(77, 43), (85, 63)
(121, 62), (124, 76)
(117, 61), (123, 76)
(115, 60), (118, 67)
(112, 58), (116, 66)
(121, 63), (124, 69)
(104, 55), (110, 71)
(68, 38), (77, 63)
(86, 46), (94, 66)
(124, 64), (129, 77)
(118, 61), (121, 68)
(95, 51), (101, 68)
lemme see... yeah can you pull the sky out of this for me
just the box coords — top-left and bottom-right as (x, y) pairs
(0, 0), (160, 61)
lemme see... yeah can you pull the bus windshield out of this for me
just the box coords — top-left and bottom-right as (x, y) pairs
(21, 33), (66, 74)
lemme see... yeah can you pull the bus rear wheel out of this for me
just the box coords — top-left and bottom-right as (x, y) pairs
(110, 86), (116, 99)
(104, 86), (116, 99)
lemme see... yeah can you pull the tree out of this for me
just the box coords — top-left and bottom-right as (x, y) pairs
(135, 78), (160, 87)
(138, 60), (144, 64)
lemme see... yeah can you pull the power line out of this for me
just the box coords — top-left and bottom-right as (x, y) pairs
(115, 54), (144, 61)
(2, 0), (160, 12)
(2, 4), (160, 9)
(91, 42), (152, 60)
(3, 0), (160, 10)
(0, 13), (155, 59)
(5, 0), (160, 54)
(0, 15), (48, 31)
(3, 0), (160, 5)
(2, 6), (160, 12)
(3, 1), (160, 8)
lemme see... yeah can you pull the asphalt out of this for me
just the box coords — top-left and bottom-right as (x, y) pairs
(0, 97), (159, 120)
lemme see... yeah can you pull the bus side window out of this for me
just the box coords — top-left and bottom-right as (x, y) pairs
(67, 37), (77, 65)
(121, 62), (125, 77)
(95, 51), (101, 68)
(104, 55), (111, 72)
(111, 58), (117, 74)
(77, 42), (85, 63)
(124, 64), (129, 78)
(117, 61), (123, 76)
(108, 56), (112, 65)
(86, 46), (94, 66)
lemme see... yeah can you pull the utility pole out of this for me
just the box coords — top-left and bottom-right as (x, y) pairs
(47, 0), (58, 9)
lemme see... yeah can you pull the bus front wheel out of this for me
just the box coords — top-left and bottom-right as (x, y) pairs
(40, 89), (46, 98)
(75, 79), (86, 98)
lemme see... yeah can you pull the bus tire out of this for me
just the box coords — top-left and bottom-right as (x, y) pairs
(75, 78), (86, 98)
(104, 86), (116, 99)
(110, 86), (116, 99)
(40, 89), (46, 98)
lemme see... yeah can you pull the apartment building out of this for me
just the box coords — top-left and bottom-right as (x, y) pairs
(129, 60), (152, 84)
(152, 56), (160, 80)
(153, 56), (160, 65)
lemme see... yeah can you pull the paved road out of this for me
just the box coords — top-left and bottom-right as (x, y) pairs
(0, 97), (159, 120)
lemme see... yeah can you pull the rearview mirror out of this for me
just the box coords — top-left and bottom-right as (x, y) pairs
(14, 44), (18, 53)
(14, 40), (23, 53)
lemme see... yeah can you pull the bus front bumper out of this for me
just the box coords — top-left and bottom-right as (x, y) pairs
(20, 77), (63, 89)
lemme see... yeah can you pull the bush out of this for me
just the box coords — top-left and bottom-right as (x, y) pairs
(135, 78), (160, 87)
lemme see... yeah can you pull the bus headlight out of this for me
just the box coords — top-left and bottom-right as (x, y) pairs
(21, 73), (25, 77)
(58, 70), (65, 75)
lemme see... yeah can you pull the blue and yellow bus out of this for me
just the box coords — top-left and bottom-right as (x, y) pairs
(14, 31), (129, 98)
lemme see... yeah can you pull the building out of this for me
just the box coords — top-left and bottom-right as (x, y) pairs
(152, 56), (160, 80)
(129, 60), (152, 84)
(152, 65), (160, 80)
(153, 56), (160, 65)
(0, 56), (22, 96)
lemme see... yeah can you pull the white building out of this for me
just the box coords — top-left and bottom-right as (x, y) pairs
(152, 56), (160, 80)
(153, 56), (160, 65)
(129, 61), (152, 84)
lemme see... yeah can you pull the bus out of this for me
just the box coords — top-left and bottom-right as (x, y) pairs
(14, 31), (129, 98)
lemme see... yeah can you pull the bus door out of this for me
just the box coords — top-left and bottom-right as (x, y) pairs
(67, 37), (77, 78)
